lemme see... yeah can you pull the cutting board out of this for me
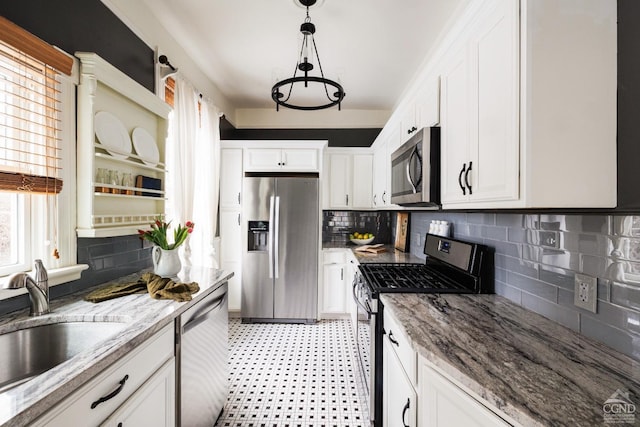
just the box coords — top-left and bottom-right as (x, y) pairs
(395, 212), (410, 252)
(354, 244), (387, 254)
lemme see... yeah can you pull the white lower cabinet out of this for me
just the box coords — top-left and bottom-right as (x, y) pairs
(418, 359), (512, 427)
(33, 324), (175, 427)
(383, 335), (417, 427)
(100, 359), (175, 427)
(383, 309), (514, 427)
(219, 210), (242, 311)
(321, 250), (348, 317)
(345, 251), (359, 337)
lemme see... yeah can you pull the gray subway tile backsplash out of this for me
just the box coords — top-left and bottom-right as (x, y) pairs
(0, 235), (153, 317)
(410, 212), (640, 361)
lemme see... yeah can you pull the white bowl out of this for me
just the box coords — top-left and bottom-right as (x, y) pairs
(350, 237), (374, 245)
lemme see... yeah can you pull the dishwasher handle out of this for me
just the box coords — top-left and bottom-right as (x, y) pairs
(182, 291), (227, 335)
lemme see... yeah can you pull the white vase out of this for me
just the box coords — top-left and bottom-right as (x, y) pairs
(152, 246), (181, 277)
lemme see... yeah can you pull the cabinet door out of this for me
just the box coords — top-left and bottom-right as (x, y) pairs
(469, 0), (519, 203)
(219, 210), (242, 264)
(400, 102), (419, 145)
(328, 154), (352, 208)
(244, 148), (282, 171)
(417, 76), (440, 128)
(372, 141), (387, 208)
(223, 259), (242, 311)
(220, 148), (243, 209)
(100, 359), (175, 427)
(352, 154), (373, 209)
(322, 263), (346, 314)
(383, 337), (416, 427)
(32, 325), (174, 427)
(281, 148), (319, 171)
(420, 362), (510, 427)
(440, 45), (471, 204)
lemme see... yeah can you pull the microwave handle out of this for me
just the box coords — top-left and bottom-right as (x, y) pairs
(406, 146), (418, 193)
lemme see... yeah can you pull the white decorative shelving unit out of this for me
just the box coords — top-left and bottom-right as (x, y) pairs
(76, 52), (172, 238)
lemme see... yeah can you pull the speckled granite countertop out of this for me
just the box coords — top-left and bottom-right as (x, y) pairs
(322, 243), (424, 264)
(381, 293), (640, 426)
(0, 266), (233, 427)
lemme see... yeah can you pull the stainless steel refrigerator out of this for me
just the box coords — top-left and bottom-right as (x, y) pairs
(242, 174), (319, 323)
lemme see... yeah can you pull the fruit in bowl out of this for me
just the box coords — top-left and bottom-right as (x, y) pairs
(349, 232), (375, 245)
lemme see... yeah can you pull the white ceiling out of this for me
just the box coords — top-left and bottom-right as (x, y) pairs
(141, 0), (469, 113)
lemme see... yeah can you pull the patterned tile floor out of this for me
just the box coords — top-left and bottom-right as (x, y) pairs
(215, 319), (369, 427)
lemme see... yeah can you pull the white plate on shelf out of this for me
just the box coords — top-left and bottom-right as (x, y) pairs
(132, 127), (160, 167)
(94, 111), (131, 160)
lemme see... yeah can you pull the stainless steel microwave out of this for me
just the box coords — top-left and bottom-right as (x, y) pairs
(390, 127), (440, 206)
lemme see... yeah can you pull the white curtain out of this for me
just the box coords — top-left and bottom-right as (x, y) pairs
(166, 77), (221, 268)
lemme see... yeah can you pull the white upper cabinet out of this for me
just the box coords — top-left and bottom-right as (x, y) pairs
(381, 0), (616, 210)
(418, 76), (441, 128)
(398, 77), (441, 148)
(327, 153), (352, 209)
(440, 43), (473, 205)
(244, 147), (319, 172)
(441, 0), (519, 206)
(219, 148), (243, 209)
(323, 149), (372, 210)
(372, 124), (400, 209)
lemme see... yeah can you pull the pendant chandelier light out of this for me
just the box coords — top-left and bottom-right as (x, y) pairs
(271, 0), (345, 111)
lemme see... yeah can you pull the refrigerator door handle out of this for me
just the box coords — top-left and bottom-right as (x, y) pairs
(268, 195), (275, 279)
(274, 196), (281, 279)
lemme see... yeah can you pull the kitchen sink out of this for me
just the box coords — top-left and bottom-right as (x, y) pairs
(0, 321), (127, 393)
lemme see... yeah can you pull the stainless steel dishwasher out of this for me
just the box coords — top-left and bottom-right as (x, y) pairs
(177, 281), (228, 427)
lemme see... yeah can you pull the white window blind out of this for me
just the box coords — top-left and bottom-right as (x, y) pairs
(0, 16), (73, 194)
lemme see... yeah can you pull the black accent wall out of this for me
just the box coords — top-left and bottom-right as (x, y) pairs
(0, 0), (155, 92)
(221, 117), (382, 148)
(617, 0), (640, 209)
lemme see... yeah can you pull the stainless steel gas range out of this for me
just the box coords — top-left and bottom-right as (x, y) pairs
(352, 234), (493, 426)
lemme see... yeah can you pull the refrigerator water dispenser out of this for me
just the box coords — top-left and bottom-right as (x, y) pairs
(248, 221), (269, 251)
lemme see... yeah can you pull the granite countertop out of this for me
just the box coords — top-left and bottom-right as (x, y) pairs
(322, 243), (424, 264)
(381, 293), (640, 426)
(0, 266), (233, 427)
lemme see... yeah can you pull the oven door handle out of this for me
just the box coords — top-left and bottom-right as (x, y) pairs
(352, 279), (372, 317)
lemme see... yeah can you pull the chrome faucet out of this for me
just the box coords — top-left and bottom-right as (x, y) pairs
(3, 260), (50, 316)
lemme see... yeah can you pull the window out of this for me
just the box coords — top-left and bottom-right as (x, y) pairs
(0, 16), (82, 284)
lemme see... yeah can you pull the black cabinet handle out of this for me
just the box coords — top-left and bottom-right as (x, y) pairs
(382, 191), (386, 204)
(388, 331), (399, 347)
(237, 192), (241, 204)
(91, 375), (129, 409)
(402, 398), (410, 427)
(373, 194), (377, 205)
(458, 163), (467, 195)
(464, 161), (473, 195)
(118, 423), (122, 427)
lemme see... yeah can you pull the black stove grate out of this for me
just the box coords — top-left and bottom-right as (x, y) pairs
(358, 262), (476, 293)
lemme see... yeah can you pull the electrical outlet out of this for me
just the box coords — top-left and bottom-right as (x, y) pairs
(539, 230), (559, 249)
(574, 273), (597, 313)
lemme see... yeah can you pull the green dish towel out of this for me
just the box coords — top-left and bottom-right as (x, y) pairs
(85, 272), (199, 303)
